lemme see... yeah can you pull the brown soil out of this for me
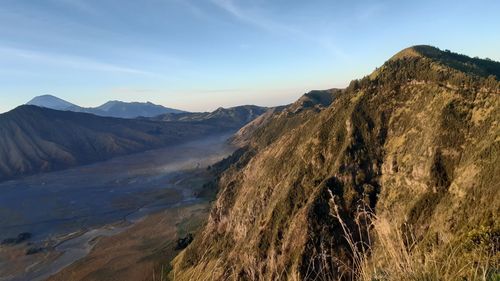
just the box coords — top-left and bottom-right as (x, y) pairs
(47, 203), (209, 281)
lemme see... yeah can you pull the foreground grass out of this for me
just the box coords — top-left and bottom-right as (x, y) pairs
(330, 200), (499, 281)
(166, 201), (498, 281)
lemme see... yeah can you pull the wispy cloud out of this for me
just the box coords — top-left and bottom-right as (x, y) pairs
(211, 0), (299, 34)
(0, 46), (159, 76)
(210, 0), (349, 60)
(172, 0), (207, 19)
(50, 0), (100, 15)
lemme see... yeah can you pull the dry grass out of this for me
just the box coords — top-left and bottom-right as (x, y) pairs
(363, 219), (497, 281)
(169, 192), (498, 281)
(153, 265), (168, 281)
(328, 190), (499, 281)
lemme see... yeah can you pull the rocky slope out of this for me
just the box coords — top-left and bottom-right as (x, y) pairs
(170, 46), (500, 280)
(0, 105), (262, 182)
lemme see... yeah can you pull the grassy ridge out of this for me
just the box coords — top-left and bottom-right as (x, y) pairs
(169, 46), (499, 280)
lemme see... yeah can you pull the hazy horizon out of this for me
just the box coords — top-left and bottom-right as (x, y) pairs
(1, 0), (499, 113)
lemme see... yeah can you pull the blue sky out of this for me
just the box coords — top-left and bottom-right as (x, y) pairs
(0, 0), (499, 113)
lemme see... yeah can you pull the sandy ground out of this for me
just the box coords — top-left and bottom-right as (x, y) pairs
(0, 133), (233, 281)
(47, 203), (210, 281)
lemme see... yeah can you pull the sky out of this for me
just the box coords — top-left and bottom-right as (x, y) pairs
(0, 0), (499, 113)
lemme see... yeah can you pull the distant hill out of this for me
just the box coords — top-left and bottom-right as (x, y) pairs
(170, 46), (500, 280)
(228, 89), (342, 147)
(151, 105), (268, 129)
(89, 100), (185, 118)
(0, 104), (264, 182)
(25, 95), (185, 118)
(229, 106), (286, 147)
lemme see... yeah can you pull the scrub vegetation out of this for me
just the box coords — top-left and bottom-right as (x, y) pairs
(168, 46), (499, 280)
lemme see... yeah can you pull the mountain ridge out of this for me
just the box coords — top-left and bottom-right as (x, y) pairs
(387, 45), (500, 78)
(169, 46), (500, 280)
(26, 95), (185, 118)
(150, 105), (268, 130)
(0, 104), (265, 182)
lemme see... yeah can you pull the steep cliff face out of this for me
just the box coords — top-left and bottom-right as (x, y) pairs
(171, 46), (500, 280)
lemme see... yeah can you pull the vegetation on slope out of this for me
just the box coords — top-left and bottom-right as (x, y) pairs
(169, 46), (500, 280)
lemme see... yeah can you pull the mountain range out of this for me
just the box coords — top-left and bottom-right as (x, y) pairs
(149, 105), (268, 129)
(2, 45), (499, 281)
(169, 45), (500, 280)
(0, 104), (266, 182)
(26, 95), (185, 118)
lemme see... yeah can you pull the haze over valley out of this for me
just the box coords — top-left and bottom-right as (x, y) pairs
(0, 133), (234, 280)
(0, 94), (268, 280)
(0, 1), (499, 281)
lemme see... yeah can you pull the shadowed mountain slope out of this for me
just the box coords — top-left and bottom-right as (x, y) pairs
(151, 105), (267, 129)
(170, 46), (500, 280)
(0, 105), (263, 182)
(89, 100), (185, 118)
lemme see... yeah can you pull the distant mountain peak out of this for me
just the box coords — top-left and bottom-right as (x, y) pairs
(36, 94), (58, 98)
(26, 95), (77, 111)
(25, 97), (186, 118)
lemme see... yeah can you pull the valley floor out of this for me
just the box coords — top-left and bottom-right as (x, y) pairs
(0, 133), (234, 281)
(47, 202), (210, 281)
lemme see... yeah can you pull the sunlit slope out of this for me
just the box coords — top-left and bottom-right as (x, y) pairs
(171, 46), (500, 280)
